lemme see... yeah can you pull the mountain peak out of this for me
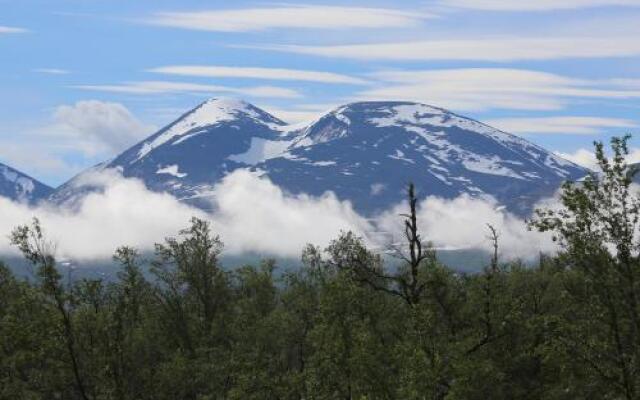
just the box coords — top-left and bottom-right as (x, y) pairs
(183, 97), (285, 130)
(132, 98), (286, 162)
(197, 97), (254, 118)
(338, 101), (459, 127)
(314, 100), (534, 151)
(296, 101), (454, 146)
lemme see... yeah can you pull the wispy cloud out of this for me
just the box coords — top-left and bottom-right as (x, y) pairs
(253, 36), (640, 62)
(439, 0), (640, 11)
(608, 79), (640, 89)
(356, 68), (640, 112)
(486, 116), (637, 135)
(74, 81), (302, 99)
(146, 5), (434, 32)
(148, 65), (368, 85)
(0, 25), (28, 34)
(33, 68), (70, 75)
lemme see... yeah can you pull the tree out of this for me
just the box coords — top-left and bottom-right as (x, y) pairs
(530, 135), (640, 399)
(151, 217), (228, 349)
(10, 218), (92, 400)
(149, 217), (232, 398)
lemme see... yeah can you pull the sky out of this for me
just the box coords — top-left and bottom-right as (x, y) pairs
(1, 0), (640, 187)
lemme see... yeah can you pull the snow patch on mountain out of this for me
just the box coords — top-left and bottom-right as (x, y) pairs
(228, 137), (291, 165)
(1, 165), (35, 195)
(156, 165), (187, 178)
(462, 157), (526, 179)
(310, 160), (337, 167)
(388, 149), (415, 164)
(0, 162), (52, 203)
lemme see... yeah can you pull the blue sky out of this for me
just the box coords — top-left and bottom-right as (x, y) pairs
(1, 0), (640, 186)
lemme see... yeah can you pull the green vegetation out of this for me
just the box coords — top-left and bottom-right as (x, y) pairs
(2, 136), (640, 399)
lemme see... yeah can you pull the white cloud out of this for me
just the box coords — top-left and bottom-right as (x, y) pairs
(626, 149), (640, 163)
(439, 0), (640, 11)
(0, 169), (558, 263)
(0, 26), (27, 34)
(262, 103), (337, 124)
(0, 139), (81, 183)
(53, 100), (156, 154)
(555, 149), (600, 170)
(261, 107), (321, 124)
(148, 65), (368, 85)
(376, 194), (555, 260)
(556, 147), (640, 170)
(356, 68), (640, 112)
(608, 78), (640, 89)
(209, 170), (372, 257)
(486, 116), (637, 135)
(0, 170), (205, 260)
(74, 81), (302, 99)
(146, 5), (434, 32)
(33, 68), (70, 75)
(256, 36), (640, 62)
(0, 169), (372, 260)
(0, 101), (155, 185)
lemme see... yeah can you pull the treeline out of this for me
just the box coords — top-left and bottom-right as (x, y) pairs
(1, 137), (640, 399)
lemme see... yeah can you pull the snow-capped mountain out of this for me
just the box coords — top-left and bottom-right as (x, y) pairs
(0, 162), (53, 203)
(50, 98), (588, 215)
(257, 102), (587, 215)
(51, 98), (290, 208)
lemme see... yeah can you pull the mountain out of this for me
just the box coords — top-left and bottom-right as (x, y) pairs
(50, 98), (291, 208)
(50, 98), (588, 216)
(0, 162), (53, 203)
(255, 102), (586, 215)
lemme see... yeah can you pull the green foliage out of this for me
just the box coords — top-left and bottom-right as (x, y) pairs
(530, 135), (640, 399)
(2, 137), (640, 398)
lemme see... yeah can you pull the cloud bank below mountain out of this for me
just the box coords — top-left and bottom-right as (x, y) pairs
(0, 169), (555, 264)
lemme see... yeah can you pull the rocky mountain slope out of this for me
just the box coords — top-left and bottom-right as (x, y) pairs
(0, 162), (53, 203)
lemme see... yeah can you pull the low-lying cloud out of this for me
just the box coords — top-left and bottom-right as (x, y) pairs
(0, 169), (556, 265)
(377, 194), (555, 260)
(0, 170), (371, 261)
(0, 169), (204, 260)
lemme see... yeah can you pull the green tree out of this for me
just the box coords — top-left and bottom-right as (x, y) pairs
(531, 135), (640, 399)
(10, 218), (93, 400)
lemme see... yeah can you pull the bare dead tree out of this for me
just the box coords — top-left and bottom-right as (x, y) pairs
(396, 183), (434, 305)
(330, 183), (434, 307)
(467, 224), (503, 356)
